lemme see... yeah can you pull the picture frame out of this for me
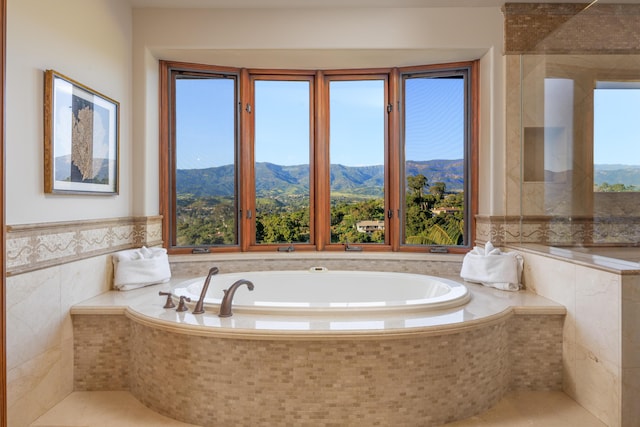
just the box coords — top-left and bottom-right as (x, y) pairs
(44, 70), (119, 195)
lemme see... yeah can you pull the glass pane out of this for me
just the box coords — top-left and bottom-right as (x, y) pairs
(594, 84), (640, 192)
(404, 75), (465, 246)
(254, 80), (311, 244)
(329, 80), (385, 244)
(174, 76), (237, 246)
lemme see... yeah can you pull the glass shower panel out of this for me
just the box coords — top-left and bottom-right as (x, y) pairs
(519, 54), (640, 246)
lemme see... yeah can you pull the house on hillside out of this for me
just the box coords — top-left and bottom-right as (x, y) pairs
(356, 220), (385, 233)
(431, 207), (460, 215)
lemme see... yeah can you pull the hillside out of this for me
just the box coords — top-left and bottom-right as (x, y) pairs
(594, 164), (640, 187)
(176, 160), (465, 197)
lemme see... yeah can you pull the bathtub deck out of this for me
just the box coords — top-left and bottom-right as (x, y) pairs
(31, 390), (606, 427)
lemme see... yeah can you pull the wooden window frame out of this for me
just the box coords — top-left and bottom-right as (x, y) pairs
(159, 60), (478, 255)
(244, 71), (317, 252)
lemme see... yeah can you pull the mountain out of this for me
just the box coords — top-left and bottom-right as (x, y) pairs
(176, 160), (464, 197)
(594, 164), (640, 187)
(547, 165), (640, 187)
(405, 160), (464, 192)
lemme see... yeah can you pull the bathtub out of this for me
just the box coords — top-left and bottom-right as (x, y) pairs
(172, 268), (471, 315)
(72, 259), (566, 427)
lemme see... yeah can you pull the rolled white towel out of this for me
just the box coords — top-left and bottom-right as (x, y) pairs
(112, 246), (171, 291)
(460, 242), (523, 291)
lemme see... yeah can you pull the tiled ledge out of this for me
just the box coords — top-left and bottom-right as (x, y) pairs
(5, 216), (162, 276)
(71, 277), (566, 340)
(509, 243), (640, 275)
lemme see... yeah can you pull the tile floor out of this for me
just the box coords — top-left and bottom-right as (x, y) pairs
(30, 390), (607, 427)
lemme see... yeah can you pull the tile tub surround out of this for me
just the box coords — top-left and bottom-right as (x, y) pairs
(168, 251), (465, 278)
(71, 280), (565, 427)
(515, 244), (640, 427)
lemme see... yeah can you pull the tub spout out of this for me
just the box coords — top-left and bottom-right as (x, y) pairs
(219, 279), (254, 318)
(192, 266), (220, 315)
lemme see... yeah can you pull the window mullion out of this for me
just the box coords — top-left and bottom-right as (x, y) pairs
(388, 68), (401, 251)
(315, 71), (329, 251)
(240, 68), (253, 251)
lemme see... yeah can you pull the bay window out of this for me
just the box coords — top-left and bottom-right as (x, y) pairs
(160, 61), (477, 253)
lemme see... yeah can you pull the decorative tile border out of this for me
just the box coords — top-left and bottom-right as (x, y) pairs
(476, 215), (640, 247)
(6, 216), (163, 276)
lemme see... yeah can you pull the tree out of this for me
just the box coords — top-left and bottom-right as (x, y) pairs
(407, 174), (428, 198)
(430, 182), (446, 199)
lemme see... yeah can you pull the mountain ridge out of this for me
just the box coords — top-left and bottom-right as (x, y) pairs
(176, 160), (465, 197)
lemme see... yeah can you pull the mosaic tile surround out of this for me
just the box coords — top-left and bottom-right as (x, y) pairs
(503, 2), (640, 54)
(73, 312), (563, 427)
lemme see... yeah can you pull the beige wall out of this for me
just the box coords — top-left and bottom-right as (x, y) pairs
(6, 0), (133, 425)
(6, 0), (133, 225)
(131, 6), (506, 216)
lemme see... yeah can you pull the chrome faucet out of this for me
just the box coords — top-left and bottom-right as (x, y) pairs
(192, 266), (219, 315)
(218, 279), (254, 318)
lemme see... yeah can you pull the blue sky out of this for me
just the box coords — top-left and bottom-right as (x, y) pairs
(175, 77), (639, 170)
(594, 88), (640, 165)
(175, 76), (464, 169)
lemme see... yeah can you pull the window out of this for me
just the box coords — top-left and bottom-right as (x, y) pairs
(253, 77), (313, 244)
(160, 62), (477, 254)
(593, 81), (640, 192)
(402, 70), (472, 246)
(328, 77), (387, 245)
(164, 67), (239, 248)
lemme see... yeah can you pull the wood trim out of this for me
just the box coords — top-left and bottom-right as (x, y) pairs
(240, 68), (252, 251)
(470, 60), (479, 250)
(388, 68), (400, 251)
(158, 61), (170, 249)
(1, 0), (6, 423)
(315, 70), (328, 251)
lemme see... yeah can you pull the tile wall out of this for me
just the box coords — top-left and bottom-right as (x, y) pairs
(5, 216), (162, 427)
(520, 247), (639, 427)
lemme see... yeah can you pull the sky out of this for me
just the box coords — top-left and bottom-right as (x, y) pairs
(593, 88), (640, 166)
(175, 76), (640, 170)
(175, 76), (465, 169)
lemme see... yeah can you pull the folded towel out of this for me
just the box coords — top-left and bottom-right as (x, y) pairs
(112, 246), (171, 291)
(460, 242), (523, 291)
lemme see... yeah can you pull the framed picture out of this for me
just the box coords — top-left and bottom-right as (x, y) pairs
(44, 70), (119, 194)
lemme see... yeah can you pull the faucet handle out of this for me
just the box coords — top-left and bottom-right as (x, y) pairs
(159, 291), (176, 309)
(176, 296), (191, 312)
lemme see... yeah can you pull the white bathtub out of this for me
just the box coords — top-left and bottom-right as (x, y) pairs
(172, 268), (470, 314)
